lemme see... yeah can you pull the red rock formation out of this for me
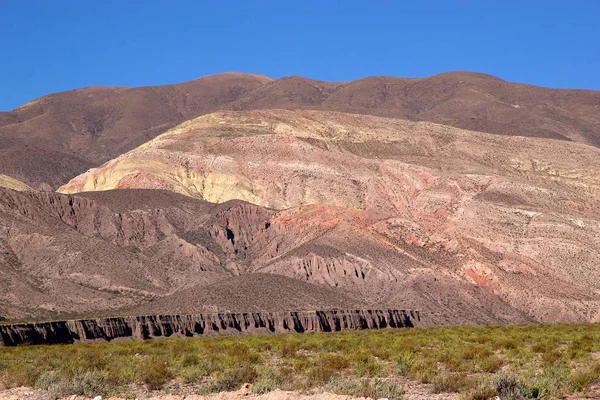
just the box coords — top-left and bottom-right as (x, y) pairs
(3, 106), (600, 325)
(0, 309), (419, 346)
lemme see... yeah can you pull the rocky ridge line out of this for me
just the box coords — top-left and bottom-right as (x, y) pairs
(0, 309), (419, 346)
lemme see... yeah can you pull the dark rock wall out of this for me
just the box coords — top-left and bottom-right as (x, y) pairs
(0, 309), (419, 346)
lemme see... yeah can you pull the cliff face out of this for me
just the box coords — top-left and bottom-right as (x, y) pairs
(0, 309), (419, 346)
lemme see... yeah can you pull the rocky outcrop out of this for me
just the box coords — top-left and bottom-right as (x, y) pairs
(0, 309), (419, 346)
(0, 174), (33, 192)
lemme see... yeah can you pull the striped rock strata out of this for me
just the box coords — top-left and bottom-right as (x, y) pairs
(0, 309), (419, 346)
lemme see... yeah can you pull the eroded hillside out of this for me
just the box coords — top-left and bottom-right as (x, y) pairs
(48, 110), (600, 324)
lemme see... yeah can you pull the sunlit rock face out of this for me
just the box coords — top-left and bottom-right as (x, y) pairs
(0, 174), (33, 191)
(49, 110), (600, 324)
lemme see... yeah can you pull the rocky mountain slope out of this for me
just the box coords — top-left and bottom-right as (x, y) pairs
(0, 188), (366, 320)
(45, 109), (600, 324)
(0, 175), (32, 191)
(0, 185), (527, 325)
(1, 73), (600, 326)
(2, 72), (599, 189)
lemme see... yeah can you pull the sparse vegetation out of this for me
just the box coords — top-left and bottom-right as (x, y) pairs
(2, 323), (600, 398)
(139, 356), (174, 390)
(252, 368), (283, 394)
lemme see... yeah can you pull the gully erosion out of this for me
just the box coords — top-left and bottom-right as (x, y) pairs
(0, 309), (420, 346)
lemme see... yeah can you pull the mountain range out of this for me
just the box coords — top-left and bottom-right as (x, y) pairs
(1, 72), (599, 325)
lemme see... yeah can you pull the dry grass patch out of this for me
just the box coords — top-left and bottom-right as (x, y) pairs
(2, 323), (600, 398)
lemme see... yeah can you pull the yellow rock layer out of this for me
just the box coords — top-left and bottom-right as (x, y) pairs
(0, 174), (33, 191)
(58, 110), (600, 211)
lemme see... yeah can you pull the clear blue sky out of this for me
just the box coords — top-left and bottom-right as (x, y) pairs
(1, 1), (599, 111)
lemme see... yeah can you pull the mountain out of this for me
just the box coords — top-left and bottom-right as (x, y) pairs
(55, 109), (600, 324)
(0, 186), (523, 325)
(0, 188), (365, 320)
(2, 72), (599, 190)
(0, 73), (272, 189)
(2, 72), (600, 325)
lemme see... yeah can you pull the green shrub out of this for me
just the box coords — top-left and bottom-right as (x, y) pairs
(253, 368), (282, 394)
(459, 344), (492, 361)
(569, 362), (600, 392)
(319, 353), (350, 371)
(196, 358), (226, 376)
(306, 364), (338, 385)
(48, 379), (76, 399)
(170, 339), (194, 358)
(34, 370), (63, 390)
(6, 322), (600, 398)
(408, 359), (437, 383)
(139, 357), (173, 390)
(35, 370), (76, 398)
(208, 364), (258, 392)
(396, 351), (415, 375)
(473, 334), (493, 345)
(479, 355), (503, 373)
(493, 371), (520, 400)
(325, 377), (404, 400)
(541, 350), (563, 367)
(291, 354), (310, 373)
(224, 343), (261, 366)
(432, 372), (472, 393)
(75, 349), (110, 371)
(461, 379), (496, 400)
(1, 362), (40, 388)
(521, 366), (570, 399)
(273, 366), (297, 391)
(181, 353), (200, 367)
(532, 342), (551, 354)
(370, 345), (392, 361)
(494, 338), (517, 350)
(277, 339), (300, 358)
(71, 369), (109, 397)
(370, 378), (405, 400)
(324, 376), (360, 396)
(352, 352), (381, 377)
(182, 367), (205, 384)
(568, 335), (594, 355)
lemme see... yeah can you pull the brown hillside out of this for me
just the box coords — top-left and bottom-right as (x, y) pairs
(2, 72), (599, 189)
(0, 186), (532, 325)
(56, 110), (600, 324)
(0, 73), (271, 189)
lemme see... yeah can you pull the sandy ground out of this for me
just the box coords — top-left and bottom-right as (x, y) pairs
(0, 381), (458, 400)
(4, 379), (600, 400)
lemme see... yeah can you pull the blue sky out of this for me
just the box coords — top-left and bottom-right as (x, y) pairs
(1, 1), (599, 110)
